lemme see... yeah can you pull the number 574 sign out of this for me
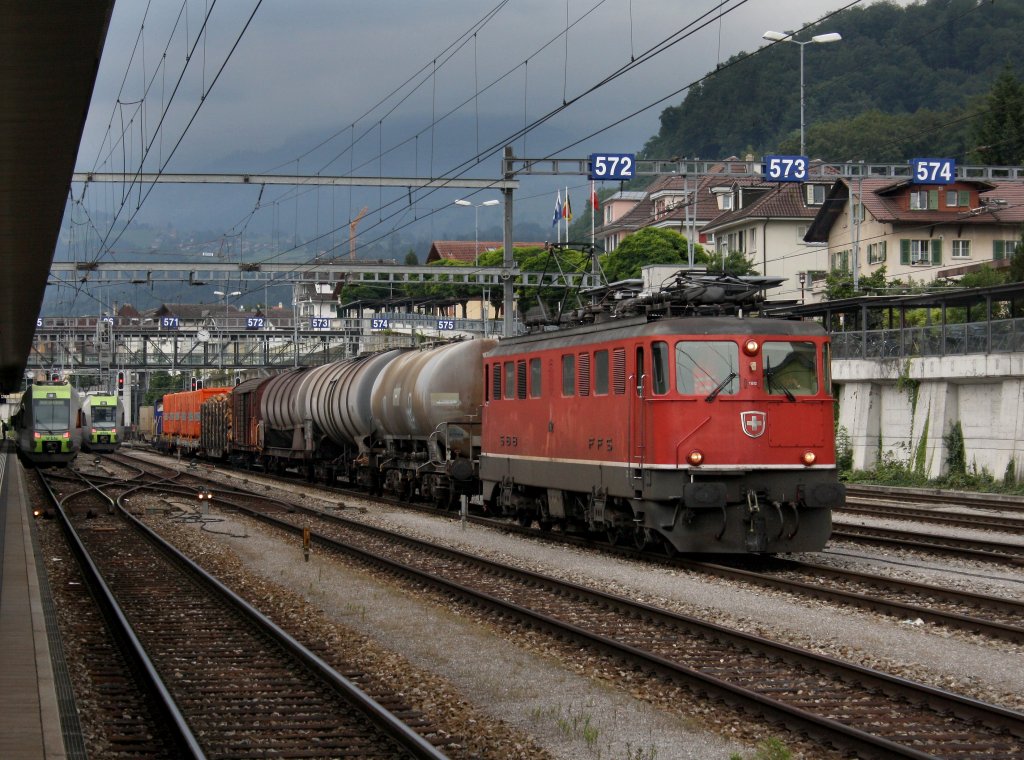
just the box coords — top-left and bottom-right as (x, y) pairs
(911, 158), (955, 184)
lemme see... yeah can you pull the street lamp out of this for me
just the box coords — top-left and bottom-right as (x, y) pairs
(454, 199), (500, 335)
(762, 30), (841, 156)
(454, 199), (500, 264)
(213, 290), (241, 372)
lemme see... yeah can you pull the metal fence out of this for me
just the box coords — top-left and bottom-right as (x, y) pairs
(830, 318), (1024, 359)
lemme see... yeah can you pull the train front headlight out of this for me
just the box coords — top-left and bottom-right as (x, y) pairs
(801, 451), (816, 466)
(63, 431), (70, 439)
(687, 450), (704, 466)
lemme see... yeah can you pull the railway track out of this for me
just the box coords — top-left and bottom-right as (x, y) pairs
(845, 484), (1024, 515)
(830, 523), (1024, 566)
(38, 464), (449, 759)
(120, 454), (1024, 759)
(118, 449), (1024, 645)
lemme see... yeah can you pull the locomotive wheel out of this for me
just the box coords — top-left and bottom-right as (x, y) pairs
(633, 526), (655, 551)
(605, 527), (622, 546)
(517, 511), (533, 528)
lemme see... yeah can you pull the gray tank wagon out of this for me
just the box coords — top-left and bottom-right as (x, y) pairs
(366, 339), (496, 502)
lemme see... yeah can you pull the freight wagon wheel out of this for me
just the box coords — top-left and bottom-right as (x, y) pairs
(605, 527), (622, 546)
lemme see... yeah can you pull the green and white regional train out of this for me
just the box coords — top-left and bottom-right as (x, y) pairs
(81, 392), (125, 452)
(13, 381), (83, 466)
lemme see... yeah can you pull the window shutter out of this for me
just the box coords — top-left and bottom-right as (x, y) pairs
(900, 239), (910, 265)
(928, 190), (939, 210)
(959, 190), (969, 207)
(881, 240), (887, 261)
(994, 240), (1006, 260)
(931, 239), (942, 264)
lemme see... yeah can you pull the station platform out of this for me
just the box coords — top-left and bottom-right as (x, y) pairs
(0, 441), (69, 759)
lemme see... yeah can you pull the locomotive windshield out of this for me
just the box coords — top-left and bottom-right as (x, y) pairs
(763, 341), (819, 397)
(33, 398), (70, 431)
(90, 405), (117, 427)
(675, 341), (739, 396)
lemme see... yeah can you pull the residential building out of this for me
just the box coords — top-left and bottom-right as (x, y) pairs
(699, 179), (833, 303)
(803, 178), (1024, 299)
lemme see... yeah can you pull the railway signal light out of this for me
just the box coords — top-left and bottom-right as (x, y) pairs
(190, 376), (198, 391)
(196, 379), (204, 390)
(50, 372), (60, 382)
(117, 371), (125, 394)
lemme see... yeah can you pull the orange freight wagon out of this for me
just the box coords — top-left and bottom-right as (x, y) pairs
(161, 387), (231, 452)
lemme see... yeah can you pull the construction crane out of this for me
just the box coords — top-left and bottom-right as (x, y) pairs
(349, 207), (368, 261)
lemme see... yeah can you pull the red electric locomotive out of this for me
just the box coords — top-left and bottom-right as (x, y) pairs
(480, 279), (843, 554)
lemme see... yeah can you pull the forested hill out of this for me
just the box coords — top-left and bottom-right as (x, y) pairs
(641, 0), (1024, 163)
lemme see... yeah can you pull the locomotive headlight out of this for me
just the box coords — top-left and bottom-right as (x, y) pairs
(33, 432), (41, 440)
(742, 339), (760, 356)
(687, 450), (704, 466)
(801, 451), (817, 466)
(63, 431), (70, 439)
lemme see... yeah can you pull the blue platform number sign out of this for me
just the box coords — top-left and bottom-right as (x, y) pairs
(371, 318), (390, 331)
(160, 316), (179, 329)
(912, 158), (955, 184)
(246, 317), (265, 330)
(437, 319), (455, 331)
(764, 155), (808, 182)
(36, 318), (43, 328)
(589, 153), (635, 181)
(310, 317), (330, 330)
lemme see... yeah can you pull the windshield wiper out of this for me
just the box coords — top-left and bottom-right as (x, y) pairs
(704, 372), (737, 402)
(766, 371), (796, 402)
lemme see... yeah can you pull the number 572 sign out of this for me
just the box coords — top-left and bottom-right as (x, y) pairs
(589, 153), (634, 180)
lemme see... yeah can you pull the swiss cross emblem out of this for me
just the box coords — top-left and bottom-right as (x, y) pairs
(741, 411), (766, 438)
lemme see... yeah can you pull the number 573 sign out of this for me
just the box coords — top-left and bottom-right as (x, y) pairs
(763, 155), (808, 182)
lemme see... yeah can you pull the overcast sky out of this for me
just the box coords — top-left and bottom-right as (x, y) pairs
(70, 0), (905, 258)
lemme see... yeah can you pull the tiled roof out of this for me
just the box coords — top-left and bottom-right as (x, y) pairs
(805, 178), (1024, 241)
(426, 240), (546, 263)
(701, 183), (820, 233)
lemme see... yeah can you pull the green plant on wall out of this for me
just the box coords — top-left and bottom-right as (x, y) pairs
(835, 426), (853, 473)
(914, 413), (930, 477)
(945, 421), (966, 476)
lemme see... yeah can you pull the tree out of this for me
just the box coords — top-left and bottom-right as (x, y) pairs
(404, 249), (419, 266)
(599, 228), (707, 283)
(1007, 225), (1024, 283)
(705, 249), (759, 276)
(970, 64), (1024, 165)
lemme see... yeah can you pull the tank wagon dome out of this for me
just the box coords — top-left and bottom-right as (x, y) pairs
(371, 339), (496, 438)
(303, 349), (408, 448)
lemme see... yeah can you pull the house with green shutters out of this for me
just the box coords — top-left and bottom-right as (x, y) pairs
(802, 177), (1024, 298)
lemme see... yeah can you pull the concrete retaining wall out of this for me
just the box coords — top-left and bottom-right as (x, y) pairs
(834, 353), (1024, 480)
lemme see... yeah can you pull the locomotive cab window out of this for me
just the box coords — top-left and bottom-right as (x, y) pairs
(652, 341), (670, 395)
(675, 340), (738, 396)
(763, 341), (818, 397)
(562, 354), (575, 396)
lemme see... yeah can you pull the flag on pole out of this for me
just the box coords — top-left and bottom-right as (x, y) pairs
(563, 192), (573, 222)
(552, 191), (562, 228)
(591, 182), (599, 211)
